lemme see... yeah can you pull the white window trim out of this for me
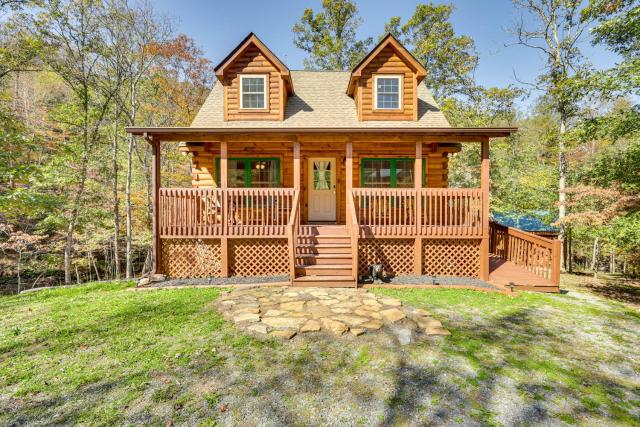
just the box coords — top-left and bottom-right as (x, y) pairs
(239, 74), (268, 110)
(373, 74), (403, 110)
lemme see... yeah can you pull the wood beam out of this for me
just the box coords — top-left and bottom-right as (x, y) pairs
(346, 140), (353, 224)
(151, 139), (162, 275)
(480, 139), (490, 281)
(293, 140), (301, 190)
(220, 140), (229, 277)
(414, 140), (423, 274)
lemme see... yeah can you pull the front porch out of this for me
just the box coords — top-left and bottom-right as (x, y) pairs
(131, 128), (560, 292)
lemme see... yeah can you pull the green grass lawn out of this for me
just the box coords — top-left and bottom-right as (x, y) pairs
(1, 280), (639, 426)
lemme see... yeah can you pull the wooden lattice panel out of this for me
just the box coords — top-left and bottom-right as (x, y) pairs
(358, 239), (414, 277)
(230, 239), (288, 277)
(423, 239), (480, 278)
(161, 239), (222, 278)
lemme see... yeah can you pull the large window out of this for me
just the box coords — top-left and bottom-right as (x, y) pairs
(361, 158), (414, 188)
(216, 157), (280, 187)
(240, 75), (267, 109)
(374, 75), (402, 110)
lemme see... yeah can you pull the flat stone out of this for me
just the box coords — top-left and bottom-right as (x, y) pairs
(320, 318), (348, 336)
(416, 317), (443, 330)
(261, 317), (306, 329)
(233, 307), (260, 314)
(379, 297), (402, 307)
(233, 312), (260, 323)
(362, 299), (382, 308)
(380, 308), (406, 323)
(220, 300), (236, 306)
(426, 326), (451, 336)
(246, 323), (268, 335)
(331, 315), (369, 326)
(318, 299), (340, 306)
(350, 328), (366, 336)
(361, 320), (383, 330)
(280, 301), (305, 311)
(331, 308), (352, 314)
(263, 309), (286, 317)
(270, 330), (297, 340)
(354, 308), (381, 319)
(300, 320), (321, 333)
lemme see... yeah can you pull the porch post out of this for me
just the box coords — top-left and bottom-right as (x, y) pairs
(151, 136), (162, 275)
(480, 138), (490, 281)
(345, 140), (353, 223)
(293, 140), (301, 190)
(414, 140), (423, 275)
(220, 140), (229, 277)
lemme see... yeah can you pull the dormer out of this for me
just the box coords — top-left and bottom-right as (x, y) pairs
(214, 33), (294, 121)
(347, 34), (427, 121)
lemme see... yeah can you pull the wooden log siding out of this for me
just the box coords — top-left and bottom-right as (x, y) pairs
(159, 187), (297, 238)
(489, 221), (561, 285)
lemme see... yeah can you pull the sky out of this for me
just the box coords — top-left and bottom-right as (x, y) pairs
(150, 0), (620, 107)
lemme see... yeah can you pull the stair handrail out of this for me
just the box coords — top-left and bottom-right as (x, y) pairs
(287, 190), (301, 282)
(347, 190), (359, 282)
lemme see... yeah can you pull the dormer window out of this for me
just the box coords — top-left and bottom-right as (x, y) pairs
(374, 75), (402, 110)
(240, 75), (267, 109)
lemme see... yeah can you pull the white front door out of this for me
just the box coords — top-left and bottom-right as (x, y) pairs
(308, 157), (336, 222)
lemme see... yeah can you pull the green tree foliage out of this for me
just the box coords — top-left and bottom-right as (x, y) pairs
(292, 0), (373, 70)
(384, 3), (478, 99)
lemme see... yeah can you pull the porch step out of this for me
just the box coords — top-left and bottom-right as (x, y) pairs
(295, 264), (353, 276)
(295, 253), (352, 265)
(296, 243), (352, 254)
(296, 236), (351, 245)
(293, 275), (356, 288)
(299, 225), (349, 236)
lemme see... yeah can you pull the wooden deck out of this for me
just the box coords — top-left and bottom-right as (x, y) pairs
(489, 254), (559, 293)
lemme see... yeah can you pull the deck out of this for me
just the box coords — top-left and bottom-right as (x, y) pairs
(489, 254), (559, 293)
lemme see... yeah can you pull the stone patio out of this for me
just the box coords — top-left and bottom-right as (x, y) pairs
(215, 287), (450, 344)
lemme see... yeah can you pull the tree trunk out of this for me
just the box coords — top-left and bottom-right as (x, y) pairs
(112, 99), (121, 280)
(125, 82), (137, 279)
(558, 116), (567, 272)
(591, 236), (599, 278)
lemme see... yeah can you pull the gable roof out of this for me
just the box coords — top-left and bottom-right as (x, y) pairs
(214, 32), (294, 95)
(347, 33), (427, 96)
(191, 70), (450, 128)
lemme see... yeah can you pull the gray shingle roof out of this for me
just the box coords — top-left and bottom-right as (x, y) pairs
(190, 71), (450, 128)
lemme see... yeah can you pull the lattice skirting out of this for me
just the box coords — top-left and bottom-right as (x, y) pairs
(358, 239), (414, 277)
(161, 239), (222, 278)
(230, 238), (288, 277)
(423, 239), (480, 278)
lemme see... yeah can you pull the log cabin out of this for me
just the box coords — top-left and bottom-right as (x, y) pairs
(127, 33), (561, 292)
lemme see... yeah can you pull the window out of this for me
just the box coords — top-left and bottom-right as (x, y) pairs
(374, 75), (402, 110)
(361, 158), (414, 188)
(216, 157), (280, 187)
(240, 75), (267, 109)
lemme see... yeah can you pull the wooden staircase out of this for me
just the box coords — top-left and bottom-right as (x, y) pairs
(292, 225), (357, 287)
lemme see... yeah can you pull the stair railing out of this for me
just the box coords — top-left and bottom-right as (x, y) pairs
(287, 190), (301, 282)
(348, 190), (359, 282)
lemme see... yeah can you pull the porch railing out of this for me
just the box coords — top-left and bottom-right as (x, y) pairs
(350, 187), (484, 238)
(489, 221), (561, 285)
(158, 187), (297, 238)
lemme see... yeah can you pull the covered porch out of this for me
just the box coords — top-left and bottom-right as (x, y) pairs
(126, 127), (560, 292)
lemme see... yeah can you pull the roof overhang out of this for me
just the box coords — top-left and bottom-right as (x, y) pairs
(214, 32), (294, 95)
(347, 34), (427, 96)
(126, 127), (518, 143)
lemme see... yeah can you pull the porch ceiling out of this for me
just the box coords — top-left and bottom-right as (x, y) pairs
(125, 126), (518, 143)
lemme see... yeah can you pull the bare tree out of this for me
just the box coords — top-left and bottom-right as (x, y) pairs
(509, 0), (593, 270)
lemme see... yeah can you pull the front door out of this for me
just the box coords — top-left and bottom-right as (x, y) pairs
(308, 157), (336, 222)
